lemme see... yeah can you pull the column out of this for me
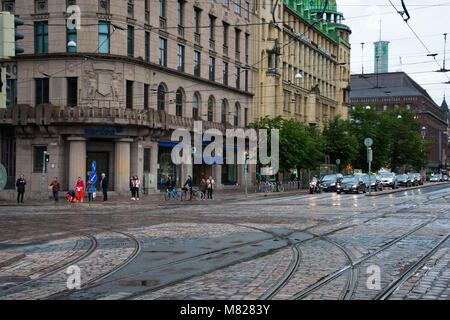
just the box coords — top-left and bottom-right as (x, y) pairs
(213, 165), (222, 188)
(114, 138), (132, 194)
(130, 139), (143, 179)
(150, 141), (159, 193)
(68, 137), (86, 190)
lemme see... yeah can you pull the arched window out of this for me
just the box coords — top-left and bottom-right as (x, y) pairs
(176, 88), (183, 116)
(207, 96), (214, 122)
(192, 93), (199, 118)
(234, 102), (239, 126)
(157, 84), (166, 110)
(221, 99), (228, 123)
(159, 0), (166, 18)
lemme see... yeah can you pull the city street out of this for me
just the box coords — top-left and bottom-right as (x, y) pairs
(0, 184), (449, 300)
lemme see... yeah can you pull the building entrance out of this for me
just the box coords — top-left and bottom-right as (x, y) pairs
(86, 151), (110, 190)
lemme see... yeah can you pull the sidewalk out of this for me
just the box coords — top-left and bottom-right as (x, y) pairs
(0, 187), (309, 212)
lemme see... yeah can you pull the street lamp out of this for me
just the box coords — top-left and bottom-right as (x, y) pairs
(398, 115), (402, 119)
(365, 106), (371, 110)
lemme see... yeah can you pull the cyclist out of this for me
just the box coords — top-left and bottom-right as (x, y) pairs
(165, 175), (175, 199)
(183, 175), (194, 200)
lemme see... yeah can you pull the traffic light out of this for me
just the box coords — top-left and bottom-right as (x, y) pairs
(0, 12), (23, 58)
(44, 152), (50, 163)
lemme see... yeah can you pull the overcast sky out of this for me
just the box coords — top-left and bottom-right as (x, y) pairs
(339, 0), (450, 105)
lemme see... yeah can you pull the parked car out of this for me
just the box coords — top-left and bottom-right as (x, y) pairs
(379, 172), (398, 189)
(414, 173), (424, 185)
(354, 173), (371, 192)
(430, 174), (443, 182)
(320, 174), (343, 192)
(408, 173), (419, 186)
(443, 175), (449, 181)
(397, 174), (412, 187)
(338, 176), (367, 194)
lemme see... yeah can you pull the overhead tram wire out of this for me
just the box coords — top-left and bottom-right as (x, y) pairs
(386, 0), (450, 82)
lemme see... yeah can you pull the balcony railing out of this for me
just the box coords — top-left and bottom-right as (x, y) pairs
(194, 32), (201, 45)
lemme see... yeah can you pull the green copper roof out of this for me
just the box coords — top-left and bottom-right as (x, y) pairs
(304, 0), (337, 12)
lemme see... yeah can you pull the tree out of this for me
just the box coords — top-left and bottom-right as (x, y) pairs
(322, 116), (358, 169)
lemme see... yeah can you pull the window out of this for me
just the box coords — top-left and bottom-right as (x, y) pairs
(142, 84), (149, 110)
(34, 21), (48, 53)
(157, 84), (166, 110)
(127, 0), (134, 17)
(127, 25), (134, 57)
(98, 0), (109, 13)
(235, 0), (241, 14)
(33, 146), (47, 173)
(145, 32), (150, 61)
(176, 89), (183, 116)
(35, 78), (49, 106)
(235, 28), (241, 60)
(177, 45), (185, 72)
(145, 0), (149, 22)
(209, 15), (215, 40)
(207, 96), (214, 122)
(98, 21), (110, 53)
(126, 80), (133, 109)
(194, 51), (201, 77)
(159, 38), (167, 66)
(6, 78), (17, 108)
(35, 0), (47, 13)
(223, 22), (229, 48)
(223, 62), (228, 85)
(235, 67), (240, 89)
(244, 108), (248, 127)
(177, 0), (184, 25)
(209, 57), (215, 81)
(221, 100), (227, 123)
(67, 26), (77, 53)
(245, 2), (249, 20)
(159, 0), (166, 17)
(192, 93), (199, 118)
(143, 148), (151, 172)
(2, 0), (15, 12)
(223, 0), (229, 8)
(234, 103), (239, 126)
(245, 70), (248, 91)
(67, 77), (77, 107)
(194, 7), (201, 44)
(245, 33), (249, 63)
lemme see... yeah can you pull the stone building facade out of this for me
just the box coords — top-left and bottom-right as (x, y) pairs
(251, 0), (351, 127)
(0, 0), (254, 199)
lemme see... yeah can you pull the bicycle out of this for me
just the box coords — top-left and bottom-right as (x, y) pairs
(164, 188), (180, 201)
(192, 188), (206, 200)
(180, 187), (194, 201)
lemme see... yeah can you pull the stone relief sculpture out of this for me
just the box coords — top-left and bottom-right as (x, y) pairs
(85, 71), (97, 99)
(111, 73), (121, 102)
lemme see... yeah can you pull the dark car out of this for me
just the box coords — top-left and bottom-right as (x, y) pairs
(320, 174), (343, 192)
(354, 173), (371, 192)
(414, 173), (424, 185)
(338, 176), (367, 194)
(397, 174), (412, 187)
(369, 174), (384, 192)
(379, 172), (398, 189)
(408, 173), (419, 186)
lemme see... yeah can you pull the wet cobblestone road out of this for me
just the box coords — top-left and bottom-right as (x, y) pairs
(0, 184), (449, 300)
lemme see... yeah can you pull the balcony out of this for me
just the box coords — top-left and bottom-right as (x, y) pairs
(209, 39), (215, 51)
(178, 25), (184, 38)
(194, 32), (201, 45)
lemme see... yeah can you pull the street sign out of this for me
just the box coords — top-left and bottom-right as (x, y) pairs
(367, 148), (373, 163)
(89, 172), (97, 184)
(364, 138), (373, 147)
(91, 161), (96, 172)
(336, 159), (341, 165)
(0, 163), (7, 191)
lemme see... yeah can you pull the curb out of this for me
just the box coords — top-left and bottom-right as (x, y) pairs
(365, 182), (450, 196)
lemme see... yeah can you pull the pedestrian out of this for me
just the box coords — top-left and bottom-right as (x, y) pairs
(87, 181), (95, 202)
(130, 177), (136, 200)
(199, 178), (207, 200)
(16, 174), (26, 204)
(166, 175), (174, 199)
(76, 177), (85, 202)
(49, 177), (60, 202)
(183, 175), (193, 200)
(206, 175), (215, 200)
(134, 176), (141, 200)
(100, 173), (108, 202)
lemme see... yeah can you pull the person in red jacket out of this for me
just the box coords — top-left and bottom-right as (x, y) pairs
(76, 177), (85, 202)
